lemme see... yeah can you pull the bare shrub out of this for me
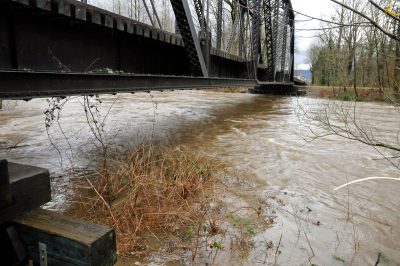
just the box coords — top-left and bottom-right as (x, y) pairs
(71, 142), (223, 255)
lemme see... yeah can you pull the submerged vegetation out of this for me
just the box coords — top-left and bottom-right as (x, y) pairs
(69, 140), (276, 263)
(72, 142), (222, 255)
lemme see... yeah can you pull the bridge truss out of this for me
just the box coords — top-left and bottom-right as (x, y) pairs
(0, 0), (295, 98)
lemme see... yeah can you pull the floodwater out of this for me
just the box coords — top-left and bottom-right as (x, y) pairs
(0, 91), (399, 265)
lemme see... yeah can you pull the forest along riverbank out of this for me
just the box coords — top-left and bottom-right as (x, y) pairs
(0, 91), (399, 265)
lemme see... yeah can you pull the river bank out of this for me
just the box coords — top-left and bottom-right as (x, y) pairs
(299, 85), (396, 102)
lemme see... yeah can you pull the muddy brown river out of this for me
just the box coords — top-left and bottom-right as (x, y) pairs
(0, 91), (399, 265)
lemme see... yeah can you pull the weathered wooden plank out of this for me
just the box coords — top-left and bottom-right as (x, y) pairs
(0, 162), (50, 224)
(6, 225), (27, 262)
(0, 223), (26, 265)
(0, 159), (13, 209)
(14, 208), (117, 266)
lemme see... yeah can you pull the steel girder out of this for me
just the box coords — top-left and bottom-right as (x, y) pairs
(273, 0), (280, 57)
(142, 0), (163, 29)
(141, 0), (155, 27)
(193, 0), (207, 34)
(149, 0), (163, 29)
(263, 0), (275, 80)
(251, 0), (262, 79)
(170, 0), (208, 77)
(216, 0), (223, 50)
(280, 2), (289, 79)
(288, 1), (295, 82)
(260, 0), (294, 81)
(170, 0), (294, 81)
(0, 71), (258, 99)
(226, 9), (240, 53)
(238, 7), (246, 58)
(289, 19), (295, 82)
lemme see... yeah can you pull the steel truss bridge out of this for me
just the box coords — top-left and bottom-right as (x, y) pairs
(0, 0), (295, 98)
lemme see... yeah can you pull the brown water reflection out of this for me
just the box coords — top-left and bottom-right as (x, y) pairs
(0, 91), (399, 265)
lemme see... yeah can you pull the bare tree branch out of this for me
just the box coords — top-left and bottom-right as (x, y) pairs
(330, 0), (400, 41)
(368, 0), (400, 23)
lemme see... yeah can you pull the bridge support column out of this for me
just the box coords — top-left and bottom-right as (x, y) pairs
(263, 0), (275, 81)
(252, 83), (300, 95)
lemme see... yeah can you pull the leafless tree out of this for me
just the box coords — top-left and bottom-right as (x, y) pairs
(310, 0), (400, 94)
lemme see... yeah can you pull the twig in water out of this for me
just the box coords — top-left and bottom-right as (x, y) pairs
(192, 208), (208, 261)
(274, 233), (282, 263)
(303, 230), (315, 260)
(375, 252), (381, 266)
(346, 175), (350, 220)
(0, 140), (28, 151)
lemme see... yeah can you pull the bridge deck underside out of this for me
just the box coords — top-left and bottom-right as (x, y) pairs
(0, 70), (295, 99)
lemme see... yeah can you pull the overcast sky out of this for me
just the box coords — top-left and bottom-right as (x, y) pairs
(291, 0), (332, 69)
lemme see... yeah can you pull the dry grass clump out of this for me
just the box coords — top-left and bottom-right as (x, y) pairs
(72, 143), (222, 255)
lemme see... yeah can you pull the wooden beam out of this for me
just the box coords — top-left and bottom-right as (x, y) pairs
(0, 162), (50, 224)
(0, 159), (13, 209)
(14, 208), (117, 266)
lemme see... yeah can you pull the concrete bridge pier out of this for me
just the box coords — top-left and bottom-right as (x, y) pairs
(252, 83), (300, 95)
